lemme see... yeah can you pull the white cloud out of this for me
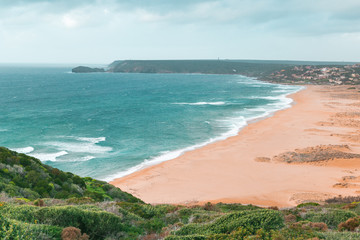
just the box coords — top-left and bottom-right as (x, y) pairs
(62, 15), (78, 28)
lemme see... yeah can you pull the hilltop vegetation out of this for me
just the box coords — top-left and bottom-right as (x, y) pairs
(2, 148), (360, 239)
(107, 60), (288, 78)
(0, 147), (140, 202)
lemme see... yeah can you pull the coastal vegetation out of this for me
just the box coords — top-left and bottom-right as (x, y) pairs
(0, 147), (139, 202)
(2, 148), (360, 239)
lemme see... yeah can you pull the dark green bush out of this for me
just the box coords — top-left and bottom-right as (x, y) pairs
(1, 204), (142, 239)
(297, 202), (320, 208)
(165, 235), (207, 240)
(216, 203), (260, 212)
(304, 208), (357, 228)
(0, 213), (62, 240)
(175, 209), (284, 236)
(0, 147), (141, 203)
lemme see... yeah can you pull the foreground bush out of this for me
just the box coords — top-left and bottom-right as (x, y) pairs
(61, 227), (89, 240)
(338, 217), (360, 231)
(174, 209), (284, 236)
(303, 208), (357, 228)
(1, 203), (142, 239)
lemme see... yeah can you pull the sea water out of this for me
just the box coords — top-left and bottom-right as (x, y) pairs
(0, 66), (302, 181)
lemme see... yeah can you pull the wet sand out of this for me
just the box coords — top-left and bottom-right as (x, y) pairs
(111, 85), (360, 207)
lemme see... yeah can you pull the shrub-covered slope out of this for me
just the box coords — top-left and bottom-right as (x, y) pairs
(2, 148), (360, 239)
(0, 147), (140, 202)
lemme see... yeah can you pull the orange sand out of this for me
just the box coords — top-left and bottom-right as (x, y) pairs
(111, 86), (360, 207)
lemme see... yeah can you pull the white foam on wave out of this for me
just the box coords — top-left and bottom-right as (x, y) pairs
(30, 151), (68, 162)
(174, 101), (226, 106)
(46, 141), (112, 154)
(0, 128), (8, 132)
(272, 90), (288, 93)
(45, 136), (112, 155)
(104, 84), (305, 182)
(76, 137), (106, 144)
(246, 107), (267, 112)
(30, 136), (111, 163)
(65, 156), (95, 162)
(11, 146), (34, 154)
(103, 116), (248, 182)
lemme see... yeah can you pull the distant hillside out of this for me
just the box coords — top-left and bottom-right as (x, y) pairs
(108, 60), (290, 77)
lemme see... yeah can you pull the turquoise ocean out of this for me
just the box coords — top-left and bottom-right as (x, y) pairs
(0, 66), (302, 181)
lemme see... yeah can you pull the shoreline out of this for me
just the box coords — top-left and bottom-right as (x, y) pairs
(105, 81), (302, 182)
(111, 85), (360, 207)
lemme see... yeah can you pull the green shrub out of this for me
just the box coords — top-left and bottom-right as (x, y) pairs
(216, 203), (260, 212)
(165, 235), (207, 240)
(1, 204), (142, 239)
(0, 213), (62, 240)
(322, 231), (360, 240)
(297, 202), (320, 208)
(271, 226), (323, 240)
(117, 202), (157, 219)
(0, 147), (141, 203)
(175, 209), (284, 236)
(140, 217), (166, 233)
(304, 208), (357, 228)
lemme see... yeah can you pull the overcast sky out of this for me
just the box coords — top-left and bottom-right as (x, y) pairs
(1, 0), (360, 64)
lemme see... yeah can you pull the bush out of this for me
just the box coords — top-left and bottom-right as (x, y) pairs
(61, 227), (89, 240)
(1, 204), (142, 239)
(0, 147), (141, 203)
(338, 217), (360, 231)
(297, 202), (320, 208)
(34, 199), (45, 207)
(175, 209), (284, 236)
(0, 213), (62, 240)
(322, 231), (360, 240)
(304, 209), (357, 228)
(342, 202), (359, 210)
(284, 214), (297, 223)
(117, 202), (157, 219)
(203, 202), (215, 211)
(215, 203), (260, 212)
(292, 221), (328, 231)
(165, 235), (207, 240)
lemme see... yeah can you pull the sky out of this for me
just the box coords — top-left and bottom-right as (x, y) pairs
(1, 0), (360, 64)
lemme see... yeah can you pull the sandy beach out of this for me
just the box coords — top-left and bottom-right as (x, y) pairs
(111, 85), (360, 207)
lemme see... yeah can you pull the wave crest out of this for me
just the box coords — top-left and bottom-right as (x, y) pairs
(174, 101), (226, 106)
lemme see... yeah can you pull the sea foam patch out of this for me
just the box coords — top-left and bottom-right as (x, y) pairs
(45, 136), (112, 154)
(11, 146), (34, 154)
(174, 101), (226, 106)
(30, 151), (68, 162)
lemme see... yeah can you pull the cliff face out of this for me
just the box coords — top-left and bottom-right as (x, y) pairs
(72, 66), (105, 73)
